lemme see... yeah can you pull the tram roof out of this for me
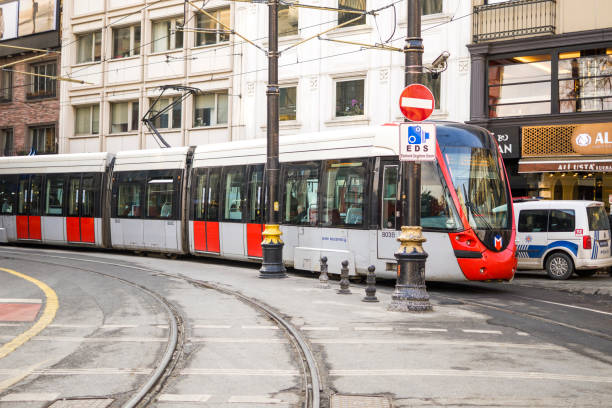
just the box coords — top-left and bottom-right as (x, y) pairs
(113, 146), (191, 172)
(192, 126), (399, 167)
(0, 152), (113, 174)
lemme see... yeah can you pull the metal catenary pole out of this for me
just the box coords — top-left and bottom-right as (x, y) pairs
(259, 0), (287, 278)
(388, 0), (432, 312)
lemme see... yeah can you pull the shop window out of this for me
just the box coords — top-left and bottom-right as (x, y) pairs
(75, 105), (100, 135)
(76, 31), (102, 64)
(196, 8), (230, 46)
(0, 128), (13, 156)
(335, 79), (364, 117)
(548, 209), (575, 233)
(280, 86), (297, 121)
(149, 97), (181, 129)
(422, 0), (442, 15)
(279, 5), (298, 36)
(488, 54), (551, 118)
(223, 167), (245, 221)
(322, 159), (366, 227)
(338, 0), (366, 27)
(29, 126), (56, 154)
(0, 69), (12, 102)
(45, 175), (65, 216)
(110, 101), (139, 133)
(152, 19), (184, 53)
(518, 210), (548, 233)
(193, 92), (228, 127)
(283, 164), (319, 225)
(559, 48), (612, 113)
(28, 62), (56, 99)
(112, 25), (141, 59)
(147, 178), (174, 218)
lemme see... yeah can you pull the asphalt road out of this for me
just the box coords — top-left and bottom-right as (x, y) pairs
(0, 246), (610, 407)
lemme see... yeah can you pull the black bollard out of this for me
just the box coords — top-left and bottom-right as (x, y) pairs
(337, 260), (351, 294)
(319, 256), (330, 289)
(362, 265), (379, 302)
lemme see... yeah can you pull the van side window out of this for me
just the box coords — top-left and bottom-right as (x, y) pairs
(548, 210), (575, 233)
(518, 210), (548, 233)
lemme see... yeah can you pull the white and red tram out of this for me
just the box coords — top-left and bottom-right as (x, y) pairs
(0, 123), (517, 281)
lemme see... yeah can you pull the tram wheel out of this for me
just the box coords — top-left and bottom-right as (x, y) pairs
(545, 252), (574, 280)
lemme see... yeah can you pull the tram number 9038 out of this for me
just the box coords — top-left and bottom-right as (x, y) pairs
(381, 231), (397, 238)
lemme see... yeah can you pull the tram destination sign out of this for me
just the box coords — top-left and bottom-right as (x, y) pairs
(399, 123), (436, 162)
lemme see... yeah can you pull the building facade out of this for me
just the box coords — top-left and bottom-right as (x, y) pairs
(0, 0), (61, 156)
(59, 0), (472, 154)
(468, 0), (612, 212)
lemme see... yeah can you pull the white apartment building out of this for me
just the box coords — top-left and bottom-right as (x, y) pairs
(59, 0), (472, 153)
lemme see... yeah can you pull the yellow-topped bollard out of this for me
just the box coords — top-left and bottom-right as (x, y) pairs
(259, 224), (287, 279)
(261, 224), (283, 245)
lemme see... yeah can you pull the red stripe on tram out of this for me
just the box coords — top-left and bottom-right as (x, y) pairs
(16, 216), (28, 239)
(205, 222), (220, 253)
(80, 218), (96, 243)
(66, 217), (80, 242)
(246, 223), (263, 258)
(193, 221), (206, 251)
(28, 216), (41, 240)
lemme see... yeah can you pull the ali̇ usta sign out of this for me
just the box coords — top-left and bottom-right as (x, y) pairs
(572, 122), (612, 155)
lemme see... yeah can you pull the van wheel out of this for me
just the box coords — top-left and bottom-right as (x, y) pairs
(575, 269), (597, 278)
(545, 253), (574, 280)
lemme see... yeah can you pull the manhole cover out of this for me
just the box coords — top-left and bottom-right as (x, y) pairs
(48, 399), (113, 408)
(330, 394), (392, 408)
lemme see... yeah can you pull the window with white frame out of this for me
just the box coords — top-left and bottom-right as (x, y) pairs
(149, 97), (182, 129)
(110, 101), (139, 133)
(76, 31), (102, 64)
(193, 92), (228, 127)
(29, 126), (56, 154)
(152, 19), (184, 53)
(0, 69), (12, 102)
(279, 86), (297, 121)
(338, 0), (366, 27)
(196, 8), (230, 46)
(29, 62), (56, 99)
(335, 78), (365, 117)
(75, 105), (100, 135)
(422, 0), (442, 15)
(279, 5), (298, 37)
(421, 74), (441, 110)
(112, 25), (141, 59)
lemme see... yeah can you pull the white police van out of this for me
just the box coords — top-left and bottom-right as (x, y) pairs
(514, 200), (612, 280)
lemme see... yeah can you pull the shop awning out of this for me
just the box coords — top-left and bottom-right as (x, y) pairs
(518, 157), (612, 173)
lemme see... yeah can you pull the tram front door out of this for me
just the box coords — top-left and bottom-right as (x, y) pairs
(67, 175), (97, 243)
(16, 175), (42, 240)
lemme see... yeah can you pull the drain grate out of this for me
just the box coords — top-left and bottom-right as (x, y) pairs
(330, 394), (392, 408)
(48, 399), (114, 408)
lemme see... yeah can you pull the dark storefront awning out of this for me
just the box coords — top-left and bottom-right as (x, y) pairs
(518, 157), (612, 173)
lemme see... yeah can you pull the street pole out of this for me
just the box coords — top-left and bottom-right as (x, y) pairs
(388, 0), (432, 311)
(259, 0), (287, 278)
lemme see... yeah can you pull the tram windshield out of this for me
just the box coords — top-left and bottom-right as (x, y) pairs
(438, 125), (511, 231)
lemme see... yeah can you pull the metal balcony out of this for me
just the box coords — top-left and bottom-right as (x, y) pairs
(473, 0), (556, 43)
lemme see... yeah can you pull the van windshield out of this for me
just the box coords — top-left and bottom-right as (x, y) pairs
(587, 206), (610, 231)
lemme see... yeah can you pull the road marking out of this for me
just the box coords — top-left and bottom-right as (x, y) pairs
(0, 267), (59, 360)
(190, 337), (288, 344)
(409, 327), (448, 332)
(0, 298), (42, 304)
(194, 324), (232, 329)
(0, 393), (60, 402)
(301, 326), (339, 331)
(158, 394), (211, 402)
(0, 303), (42, 322)
(0, 368), (151, 375)
(462, 329), (503, 335)
(517, 331), (530, 336)
(181, 368), (299, 376)
(329, 369), (612, 383)
(228, 396), (284, 403)
(0, 323), (24, 327)
(311, 338), (564, 350)
(354, 327), (393, 331)
(519, 297), (612, 317)
(242, 325), (279, 330)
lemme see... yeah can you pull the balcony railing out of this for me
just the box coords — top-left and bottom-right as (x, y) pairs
(473, 0), (556, 43)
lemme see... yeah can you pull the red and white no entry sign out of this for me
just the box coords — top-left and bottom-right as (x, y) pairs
(399, 84), (435, 122)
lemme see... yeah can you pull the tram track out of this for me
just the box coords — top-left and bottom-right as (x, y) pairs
(0, 249), (322, 408)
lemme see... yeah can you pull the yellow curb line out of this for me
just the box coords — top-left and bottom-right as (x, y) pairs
(0, 267), (59, 359)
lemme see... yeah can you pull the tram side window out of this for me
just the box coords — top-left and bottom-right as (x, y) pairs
(283, 164), (319, 225)
(30, 176), (42, 215)
(45, 175), (65, 216)
(0, 177), (17, 214)
(194, 171), (207, 220)
(322, 160), (366, 226)
(381, 165), (397, 229)
(421, 162), (461, 230)
(18, 177), (28, 214)
(117, 183), (143, 218)
(518, 210), (548, 233)
(223, 167), (245, 221)
(147, 178), (174, 218)
(207, 168), (221, 221)
(82, 177), (96, 217)
(248, 166), (264, 223)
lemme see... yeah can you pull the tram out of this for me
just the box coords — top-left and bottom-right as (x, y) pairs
(0, 123), (516, 281)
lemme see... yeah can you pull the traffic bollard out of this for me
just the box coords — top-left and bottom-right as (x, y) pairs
(362, 265), (379, 302)
(319, 256), (330, 289)
(337, 260), (351, 294)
